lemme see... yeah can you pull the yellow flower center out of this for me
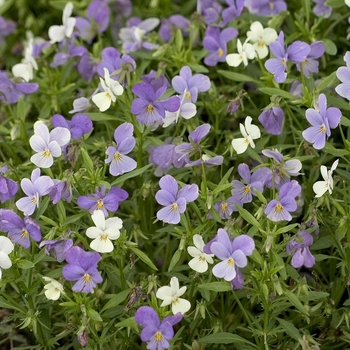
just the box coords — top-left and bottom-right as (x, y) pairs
(171, 203), (178, 211)
(244, 137), (250, 144)
(217, 48), (224, 57)
(154, 332), (163, 341)
(281, 58), (287, 66)
(31, 196), (37, 204)
(21, 229), (29, 238)
(172, 297), (179, 304)
(320, 124), (326, 133)
(96, 199), (104, 209)
(146, 104), (154, 113)
(185, 91), (191, 99)
(114, 152), (122, 161)
(258, 41), (264, 47)
(83, 273), (91, 282)
(101, 233), (108, 241)
(220, 202), (228, 212)
(243, 185), (251, 194)
(199, 255), (206, 262)
(269, 2), (274, 9)
(277, 171), (285, 179)
(275, 203), (283, 212)
(227, 257), (235, 266)
(43, 149), (51, 158)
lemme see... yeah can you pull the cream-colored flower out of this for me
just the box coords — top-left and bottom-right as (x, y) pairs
(187, 234), (214, 273)
(43, 277), (64, 300)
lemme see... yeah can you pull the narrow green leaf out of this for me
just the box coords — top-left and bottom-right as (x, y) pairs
(87, 308), (103, 322)
(115, 317), (138, 329)
(275, 224), (299, 235)
(259, 87), (295, 100)
(85, 112), (125, 122)
(341, 116), (350, 127)
(325, 0), (345, 8)
(198, 282), (232, 292)
(17, 260), (35, 269)
(235, 204), (261, 228)
(199, 332), (256, 346)
(101, 289), (131, 313)
(128, 246), (158, 270)
(168, 249), (182, 272)
(316, 72), (339, 91)
(323, 143), (350, 157)
(276, 318), (301, 341)
(80, 148), (94, 173)
(285, 291), (308, 315)
(323, 39), (337, 55)
(218, 70), (262, 86)
(111, 164), (152, 186)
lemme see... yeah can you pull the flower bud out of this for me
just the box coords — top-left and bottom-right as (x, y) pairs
(77, 329), (88, 347)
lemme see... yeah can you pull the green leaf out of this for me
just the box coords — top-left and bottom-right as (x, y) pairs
(199, 332), (256, 346)
(341, 116), (350, 127)
(128, 246), (158, 270)
(316, 72), (339, 91)
(101, 289), (131, 313)
(87, 308), (103, 322)
(235, 204), (261, 228)
(63, 212), (87, 226)
(175, 29), (183, 52)
(168, 249), (182, 272)
(259, 87), (295, 100)
(198, 282), (232, 292)
(323, 39), (337, 55)
(85, 112), (125, 122)
(40, 215), (58, 227)
(323, 143), (350, 157)
(275, 224), (299, 235)
(311, 235), (333, 250)
(80, 148), (94, 173)
(285, 291), (308, 315)
(111, 164), (152, 186)
(17, 260), (35, 269)
(276, 318), (301, 341)
(325, 0), (345, 8)
(115, 317), (138, 330)
(218, 70), (263, 86)
(298, 291), (329, 301)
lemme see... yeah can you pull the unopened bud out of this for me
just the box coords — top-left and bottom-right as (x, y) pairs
(77, 329), (88, 347)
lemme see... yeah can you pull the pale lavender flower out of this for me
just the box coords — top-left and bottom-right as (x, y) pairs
(39, 238), (73, 262)
(221, 0), (245, 26)
(69, 97), (90, 114)
(258, 106), (284, 135)
(159, 15), (190, 42)
(16, 168), (54, 216)
(264, 180), (301, 222)
(312, 0), (332, 18)
(196, 0), (222, 25)
(246, 0), (287, 16)
(302, 93), (341, 149)
(62, 246), (102, 293)
(77, 185), (128, 216)
(286, 230), (315, 268)
(50, 38), (87, 68)
(214, 198), (241, 219)
(296, 41), (325, 78)
(203, 27), (238, 66)
(172, 66), (211, 103)
(0, 16), (16, 46)
(335, 52), (350, 100)
(142, 70), (170, 91)
(48, 180), (72, 204)
(0, 166), (18, 203)
(131, 82), (180, 126)
(105, 123), (137, 176)
(52, 113), (93, 139)
(156, 175), (199, 224)
(135, 306), (182, 350)
(0, 209), (41, 248)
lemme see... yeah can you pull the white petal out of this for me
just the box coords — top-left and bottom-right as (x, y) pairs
(244, 43), (256, 60)
(188, 256), (208, 273)
(62, 2), (74, 22)
(91, 210), (106, 230)
(193, 234), (205, 251)
(320, 165), (328, 181)
(263, 28), (278, 45)
(12, 63), (33, 82)
(176, 286), (187, 298)
(180, 103), (197, 119)
(313, 181), (328, 198)
(34, 122), (50, 144)
(48, 25), (65, 43)
(92, 92), (112, 112)
(0, 252), (12, 269)
(170, 277), (180, 294)
(31, 152), (54, 168)
(254, 44), (268, 59)
(50, 127), (71, 146)
(90, 237), (114, 253)
(105, 217), (123, 230)
(331, 159), (339, 173)
(250, 21), (264, 36)
(232, 138), (248, 154)
(247, 124), (261, 139)
(226, 53), (243, 67)
(86, 227), (104, 239)
(110, 80), (124, 96)
(0, 237), (14, 254)
(64, 17), (76, 38)
(48, 141), (62, 157)
(30, 134), (47, 153)
(156, 286), (173, 300)
(45, 287), (61, 300)
(172, 298), (191, 314)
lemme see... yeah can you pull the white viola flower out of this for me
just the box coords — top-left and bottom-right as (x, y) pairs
(48, 2), (76, 44)
(156, 276), (191, 315)
(92, 68), (124, 112)
(246, 21), (278, 59)
(346, 0), (350, 7)
(29, 122), (71, 168)
(187, 234), (214, 273)
(226, 39), (256, 67)
(86, 210), (123, 253)
(231, 116), (261, 154)
(0, 236), (14, 279)
(12, 38), (38, 82)
(43, 277), (64, 300)
(313, 159), (339, 198)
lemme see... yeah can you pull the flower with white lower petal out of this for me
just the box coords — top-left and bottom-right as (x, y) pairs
(0, 236), (14, 279)
(92, 68), (124, 112)
(226, 39), (256, 67)
(346, 0), (350, 7)
(313, 159), (339, 198)
(86, 210), (123, 253)
(29, 122), (71, 168)
(43, 277), (64, 300)
(187, 234), (214, 273)
(231, 116), (261, 154)
(156, 276), (191, 315)
(246, 21), (278, 59)
(48, 2), (76, 43)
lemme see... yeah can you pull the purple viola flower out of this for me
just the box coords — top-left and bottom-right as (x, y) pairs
(296, 42), (325, 78)
(221, 0), (245, 26)
(77, 52), (98, 81)
(246, 0), (287, 16)
(335, 52), (350, 101)
(0, 166), (18, 203)
(258, 106), (284, 135)
(264, 180), (301, 222)
(69, 97), (91, 114)
(105, 123), (137, 176)
(142, 70), (170, 91)
(159, 15), (190, 42)
(62, 246), (102, 293)
(0, 210), (41, 248)
(312, 0), (332, 18)
(0, 16), (16, 46)
(75, 0), (110, 43)
(48, 180), (72, 204)
(214, 198), (241, 219)
(77, 185), (128, 216)
(131, 83), (180, 126)
(52, 113), (93, 139)
(135, 306), (182, 350)
(172, 66), (211, 103)
(231, 164), (269, 204)
(209, 229), (255, 288)
(0, 71), (38, 104)
(15, 168), (54, 216)
(39, 238), (73, 262)
(286, 230), (315, 268)
(155, 175), (199, 224)
(203, 27), (238, 66)
(265, 32), (311, 83)
(51, 38), (88, 68)
(196, 0), (222, 25)
(302, 93), (341, 150)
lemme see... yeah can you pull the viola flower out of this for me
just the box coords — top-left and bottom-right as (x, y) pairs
(131, 82), (180, 126)
(159, 14), (190, 42)
(0, 166), (18, 203)
(286, 230), (315, 269)
(92, 68), (124, 112)
(210, 229), (255, 285)
(156, 276), (191, 314)
(264, 180), (301, 222)
(313, 159), (339, 198)
(0, 210), (41, 248)
(226, 39), (256, 67)
(221, 0), (245, 26)
(16, 168), (54, 216)
(258, 106), (284, 135)
(86, 210), (123, 253)
(171, 66), (211, 103)
(77, 185), (128, 216)
(246, 0), (287, 16)
(142, 70), (170, 91)
(39, 238), (73, 262)
(0, 236), (14, 279)
(43, 277), (64, 300)
(48, 180), (72, 204)
(105, 123), (137, 176)
(135, 306), (182, 350)
(187, 234), (214, 273)
(214, 198), (241, 219)
(62, 246), (102, 293)
(312, 0), (332, 18)
(0, 16), (16, 47)
(48, 2), (76, 43)
(296, 42), (325, 78)
(52, 113), (93, 139)
(203, 27), (238, 66)
(69, 97), (90, 114)
(231, 116), (261, 154)
(302, 93), (341, 150)
(335, 52), (350, 101)
(155, 175), (199, 225)
(246, 21), (278, 59)
(29, 122), (71, 168)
